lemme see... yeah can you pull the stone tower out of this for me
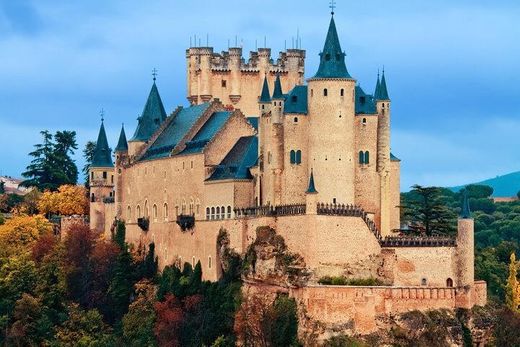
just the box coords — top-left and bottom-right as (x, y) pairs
(307, 15), (356, 204)
(375, 71), (392, 235)
(114, 124), (128, 219)
(456, 189), (475, 308)
(89, 119), (114, 233)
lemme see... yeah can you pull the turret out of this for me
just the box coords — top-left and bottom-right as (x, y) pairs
(229, 47), (242, 104)
(128, 76), (167, 157)
(305, 169), (318, 215)
(271, 74), (284, 124)
(307, 14), (356, 205)
(456, 189), (475, 308)
(89, 116), (115, 233)
(114, 124), (128, 219)
(375, 70), (392, 235)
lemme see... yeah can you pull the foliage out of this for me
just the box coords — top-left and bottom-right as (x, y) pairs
(505, 252), (520, 312)
(0, 214), (54, 258)
(493, 308), (520, 346)
(323, 334), (366, 347)
(83, 141), (96, 188)
(122, 280), (157, 347)
(0, 193), (24, 213)
(0, 181), (4, 194)
(21, 130), (79, 191)
(38, 185), (89, 216)
(318, 276), (385, 286)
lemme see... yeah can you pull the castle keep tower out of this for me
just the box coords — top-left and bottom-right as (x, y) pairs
(307, 15), (357, 204)
(186, 45), (305, 117)
(114, 124), (128, 219)
(89, 118), (115, 233)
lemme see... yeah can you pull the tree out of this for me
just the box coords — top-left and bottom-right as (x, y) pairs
(7, 293), (53, 346)
(55, 304), (114, 346)
(506, 252), (520, 312)
(517, 190), (520, 200)
(402, 185), (457, 236)
(54, 131), (79, 185)
(154, 294), (184, 347)
(83, 141), (96, 188)
(107, 245), (133, 322)
(38, 185), (89, 217)
(0, 181), (4, 194)
(0, 215), (54, 258)
(122, 280), (157, 346)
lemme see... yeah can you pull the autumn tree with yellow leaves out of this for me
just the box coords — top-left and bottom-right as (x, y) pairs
(38, 185), (89, 216)
(506, 252), (520, 313)
(0, 214), (54, 258)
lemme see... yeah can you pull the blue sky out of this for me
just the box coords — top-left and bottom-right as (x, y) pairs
(0, 0), (519, 190)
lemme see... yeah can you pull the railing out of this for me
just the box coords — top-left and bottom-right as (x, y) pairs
(234, 204), (306, 218)
(380, 236), (456, 247)
(317, 203), (381, 239)
(177, 214), (195, 231)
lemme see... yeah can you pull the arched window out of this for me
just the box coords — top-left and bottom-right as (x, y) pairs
(362, 118), (367, 125)
(421, 278), (427, 286)
(446, 278), (453, 287)
(311, 89), (314, 97)
(181, 200), (186, 214)
(144, 200), (149, 218)
(91, 172), (94, 180)
(91, 193), (95, 202)
(227, 206), (232, 219)
(192, 256), (196, 268)
(164, 203), (168, 220)
(290, 150), (296, 164)
(340, 88), (344, 96)
(127, 206), (132, 221)
(153, 204), (158, 220)
(175, 205), (179, 217)
(359, 151), (365, 164)
(219, 206), (224, 219)
(189, 198), (194, 215)
(365, 151), (370, 164)
(137, 205), (141, 218)
(208, 256), (212, 269)
(323, 88), (328, 96)
(294, 117), (298, 123)
(296, 150), (302, 164)
(206, 207), (210, 220)
(211, 207), (215, 220)
(196, 199), (201, 215)
(216, 206), (220, 219)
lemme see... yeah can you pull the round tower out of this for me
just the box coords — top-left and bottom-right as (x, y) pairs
(229, 47), (242, 104)
(456, 190), (475, 308)
(198, 47), (214, 102)
(307, 15), (356, 204)
(114, 124), (128, 220)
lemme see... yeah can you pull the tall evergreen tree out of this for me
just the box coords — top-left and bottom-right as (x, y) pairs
(54, 131), (78, 185)
(82, 141), (96, 187)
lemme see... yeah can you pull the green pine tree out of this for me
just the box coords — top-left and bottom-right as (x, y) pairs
(82, 141), (96, 188)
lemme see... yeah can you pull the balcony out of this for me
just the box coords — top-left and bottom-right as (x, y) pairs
(176, 214), (195, 232)
(137, 217), (149, 232)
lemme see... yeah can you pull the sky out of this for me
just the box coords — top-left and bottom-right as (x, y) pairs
(0, 0), (519, 190)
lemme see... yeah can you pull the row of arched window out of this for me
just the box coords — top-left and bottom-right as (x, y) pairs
(127, 198), (201, 222)
(310, 88), (355, 100)
(289, 150), (302, 165)
(359, 151), (370, 165)
(206, 206), (232, 220)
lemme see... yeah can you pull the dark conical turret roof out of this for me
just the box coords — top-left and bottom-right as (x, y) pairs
(374, 73), (381, 99)
(91, 121), (114, 168)
(130, 81), (167, 142)
(115, 124), (128, 152)
(272, 74), (284, 99)
(313, 16), (351, 79)
(259, 75), (271, 103)
(306, 169), (318, 194)
(377, 70), (390, 100)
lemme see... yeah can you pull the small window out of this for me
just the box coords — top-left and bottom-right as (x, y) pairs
(91, 193), (95, 202)
(208, 256), (212, 269)
(362, 118), (367, 125)
(164, 203), (168, 220)
(137, 205), (141, 218)
(290, 150), (296, 164)
(268, 151), (272, 164)
(127, 206), (131, 221)
(182, 162), (185, 170)
(91, 172), (94, 180)
(153, 204), (158, 220)
(227, 206), (232, 219)
(222, 80), (227, 88)
(359, 151), (365, 164)
(340, 89), (344, 96)
(192, 256), (196, 268)
(447, 278), (453, 287)
(311, 89), (314, 97)
(216, 206), (220, 219)
(191, 161), (193, 169)
(323, 88), (328, 96)
(421, 278), (427, 286)
(294, 117), (298, 123)
(111, 175), (114, 184)
(103, 171), (107, 179)
(220, 206), (225, 219)
(296, 150), (302, 164)
(206, 207), (210, 220)
(365, 151), (370, 164)
(211, 207), (215, 220)
(262, 105), (265, 110)
(333, 198), (337, 204)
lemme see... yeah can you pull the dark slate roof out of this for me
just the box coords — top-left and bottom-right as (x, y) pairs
(246, 117), (258, 131)
(130, 82), (168, 142)
(259, 76), (271, 103)
(378, 71), (390, 100)
(374, 74), (381, 100)
(208, 136), (258, 181)
(355, 86), (377, 114)
(272, 74), (284, 99)
(115, 124), (128, 152)
(91, 121), (114, 168)
(180, 111), (233, 155)
(313, 16), (352, 79)
(142, 103), (211, 160)
(307, 170), (318, 193)
(284, 85), (308, 114)
(390, 153), (401, 162)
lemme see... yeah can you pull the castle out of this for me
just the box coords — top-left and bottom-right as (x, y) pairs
(88, 13), (486, 334)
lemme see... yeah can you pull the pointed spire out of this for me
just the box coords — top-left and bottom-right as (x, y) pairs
(130, 78), (168, 142)
(374, 71), (381, 99)
(306, 169), (318, 194)
(378, 69), (390, 100)
(91, 119), (114, 168)
(313, 16), (351, 79)
(461, 188), (471, 219)
(115, 124), (128, 152)
(259, 75), (271, 103)
(272, 74), (284, 99)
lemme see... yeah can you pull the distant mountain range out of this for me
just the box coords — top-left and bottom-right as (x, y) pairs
(449, 171), (520, 197)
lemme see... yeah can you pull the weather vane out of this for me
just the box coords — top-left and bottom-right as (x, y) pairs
(100, 108), (105, 122)
(152, 68), (158, 81)
(329, 0), (336, 15)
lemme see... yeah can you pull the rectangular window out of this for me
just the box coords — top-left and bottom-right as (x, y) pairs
(103, 171), (107, 179)
(222, 80), (227, 88)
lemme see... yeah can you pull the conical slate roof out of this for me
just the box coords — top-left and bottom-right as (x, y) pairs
(91, 121), (114, 168)
(272, 74), (284, 99)
(378, 70), (390, 100)
(130, 81), (167, 142)
(313, 16), (351, 79)
(115, 124), (128, 152)
(259, 75), (271, 103)
(306, 169), (318, 194)
(374, 73), (381, 99)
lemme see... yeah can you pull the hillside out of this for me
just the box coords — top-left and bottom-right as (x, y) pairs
(450, 171), (520, 197)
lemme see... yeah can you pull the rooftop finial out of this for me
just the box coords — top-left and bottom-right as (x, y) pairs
(100, 108), (105, 123)
(329, 0), (336, 15)
(152, 68), (158, 82)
